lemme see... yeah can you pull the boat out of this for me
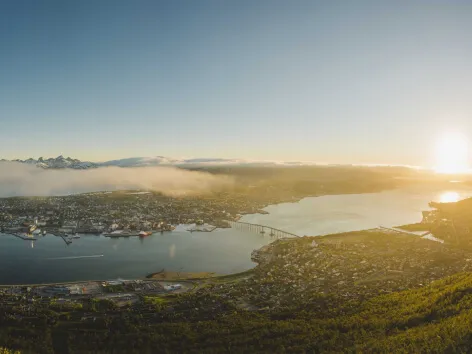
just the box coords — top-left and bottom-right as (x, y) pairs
(139, 231), (152, 237)
(72, 233), (80, 239)
(103, 230), (140, 237)
(42, 230), (47, 236)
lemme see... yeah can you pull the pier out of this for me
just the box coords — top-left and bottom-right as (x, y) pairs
(228, 221), (299, 238)
(2, 232), (37, 241)
(49, 232), (73, 245)
(59, 235), (72, 245)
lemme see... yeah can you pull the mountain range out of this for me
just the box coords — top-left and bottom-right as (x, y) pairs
(0, 155), (315, 169)
(1, 156), (96, 169)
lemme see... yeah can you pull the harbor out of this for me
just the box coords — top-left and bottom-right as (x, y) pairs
(0, 226), (271, 285)
(0, 188), (470, 285)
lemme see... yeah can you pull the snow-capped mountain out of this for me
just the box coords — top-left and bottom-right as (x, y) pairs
(5, 156), (97, 169)
(1, 155), (317, 169)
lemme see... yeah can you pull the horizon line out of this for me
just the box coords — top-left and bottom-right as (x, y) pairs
(0, 155), (430, 170)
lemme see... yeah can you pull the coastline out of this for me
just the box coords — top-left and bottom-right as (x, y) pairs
(0, 226), (443, 287)
(146, 270), (218, 280)
(0, 186), (447, 286)
(0, 269), (254, 287)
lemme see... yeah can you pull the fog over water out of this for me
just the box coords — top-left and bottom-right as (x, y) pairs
(0, 162), (232, 197)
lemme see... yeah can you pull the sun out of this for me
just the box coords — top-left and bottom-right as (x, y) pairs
(434, 132), (470, 174)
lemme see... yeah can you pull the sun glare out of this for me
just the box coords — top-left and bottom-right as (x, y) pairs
(434, 133), (470, 174)
(438, 191), (460, 203)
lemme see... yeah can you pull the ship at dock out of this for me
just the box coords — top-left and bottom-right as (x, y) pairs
(102, 230), (141, 237)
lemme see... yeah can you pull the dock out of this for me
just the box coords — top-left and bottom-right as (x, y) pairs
(3, 232), (37, 241)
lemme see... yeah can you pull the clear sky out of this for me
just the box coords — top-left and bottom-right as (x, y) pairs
(1, 0), (472, 166)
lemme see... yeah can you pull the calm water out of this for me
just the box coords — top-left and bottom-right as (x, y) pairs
(241, 186), (472, 236)
(0, 229), (272, 285)
(1, 186), (472, 284)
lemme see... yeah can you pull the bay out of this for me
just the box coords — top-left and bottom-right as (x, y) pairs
(1, 185), (472, 284)
(241, 186), (472, 236)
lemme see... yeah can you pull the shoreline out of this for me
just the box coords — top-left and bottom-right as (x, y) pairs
(0, 187), (441, 287)
(146, 270), (218, 280)
(0, 269), (254, 287)
(0, 226), (444, 287)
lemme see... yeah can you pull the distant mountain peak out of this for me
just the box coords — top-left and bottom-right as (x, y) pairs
(3, 156), (96, 170)
(1, 155), (323, 169)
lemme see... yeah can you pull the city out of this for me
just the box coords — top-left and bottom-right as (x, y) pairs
(0, 164), (401, 237)
(3, 0), (472, 352)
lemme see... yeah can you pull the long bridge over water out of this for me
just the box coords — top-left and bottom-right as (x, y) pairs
(228, 221), (300, 238)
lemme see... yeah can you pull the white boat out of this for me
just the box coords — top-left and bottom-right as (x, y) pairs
(72, 233), (80, 239)
(103, 230), (140, 237)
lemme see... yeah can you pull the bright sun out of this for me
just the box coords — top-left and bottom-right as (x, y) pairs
(435, 132), (470, 174)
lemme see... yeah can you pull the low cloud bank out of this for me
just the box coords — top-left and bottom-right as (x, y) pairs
(0, 162), (233, 197)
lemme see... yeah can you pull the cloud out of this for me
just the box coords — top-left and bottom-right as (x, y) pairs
(0, 162), (233, 197)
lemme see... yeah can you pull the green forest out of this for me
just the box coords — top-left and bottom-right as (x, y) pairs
(3, 271), (472, 352)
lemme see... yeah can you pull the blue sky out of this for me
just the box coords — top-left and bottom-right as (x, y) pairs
(1, 0), (472, 166)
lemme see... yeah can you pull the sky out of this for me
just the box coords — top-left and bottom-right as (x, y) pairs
(2, 0), (472, 167)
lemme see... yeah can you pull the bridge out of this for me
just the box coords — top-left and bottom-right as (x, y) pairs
(228, 221), (300, 238)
